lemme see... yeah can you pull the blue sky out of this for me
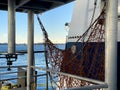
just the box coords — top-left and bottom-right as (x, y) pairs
(0, 2), (74, 44)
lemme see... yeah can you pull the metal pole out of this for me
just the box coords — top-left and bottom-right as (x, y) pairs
(105, 0), (118, 90)
(8, 0), (16, 54)
(45, 47), (49, 90)
(27, 11), (34, 90)
(0, 65), (27, 68)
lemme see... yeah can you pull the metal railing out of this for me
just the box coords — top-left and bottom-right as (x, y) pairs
(31, 66), (108, 90)
(0, 50), (49, 90)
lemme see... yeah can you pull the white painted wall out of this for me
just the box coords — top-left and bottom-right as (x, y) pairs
(67, 0), (101, 42)
(67, 0), (120, 42)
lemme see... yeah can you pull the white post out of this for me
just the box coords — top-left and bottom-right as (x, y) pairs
(27, 11), (34, 90)
(105, 0), (118, 90)
(8, 0), (16, 53)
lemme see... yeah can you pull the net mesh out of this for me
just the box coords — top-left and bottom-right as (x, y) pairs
(37, 3), (106, 90)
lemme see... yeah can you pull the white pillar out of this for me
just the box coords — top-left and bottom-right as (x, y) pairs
(8, 0), (16, 53)
(27, 11), (34, 90)
(105, 0), (118, 90)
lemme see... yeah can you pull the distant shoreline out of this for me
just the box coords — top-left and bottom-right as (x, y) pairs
(0, 43), (65, 45)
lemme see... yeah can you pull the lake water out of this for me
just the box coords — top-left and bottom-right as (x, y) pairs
(0, 44), (65, 90)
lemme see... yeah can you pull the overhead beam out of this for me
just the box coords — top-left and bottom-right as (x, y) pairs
(20, 6), (47, 12)
(21, 6), (46, 10)
(39, 0), (65, 4)
(16, 0), (30, 9)
(0, 0), (75, 13)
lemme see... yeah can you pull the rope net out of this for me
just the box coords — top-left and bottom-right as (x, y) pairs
(37, 3), (105, 90)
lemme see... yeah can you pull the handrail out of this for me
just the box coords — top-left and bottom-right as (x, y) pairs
(0, 65), (27, 68)
(31, 66), (106, 85)
(0, 70), (27, 75)
(31, 66), (108, 89)
(0, 73), (47, 82)
(0, 50), (46, 55)
(65, 84), (108, 90)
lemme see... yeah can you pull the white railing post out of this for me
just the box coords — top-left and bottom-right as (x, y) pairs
(8, 0), (16, 54)
(27, 11), (34, 90)
(105, 0), (118, 90)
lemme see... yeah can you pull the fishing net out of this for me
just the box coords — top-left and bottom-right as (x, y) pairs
(37, 3), (106, 90)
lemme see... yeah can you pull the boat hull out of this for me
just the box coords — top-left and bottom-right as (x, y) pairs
(65, 42), (119, 83)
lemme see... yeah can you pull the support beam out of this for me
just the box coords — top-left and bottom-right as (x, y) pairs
(27, 11), (34, 90)
(16, 0), (30, 9)
(8, 0), (16, 54)
(20, 6), (47, 12)
(105, 0), (118, 90)
(39, 0), (65, 4)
